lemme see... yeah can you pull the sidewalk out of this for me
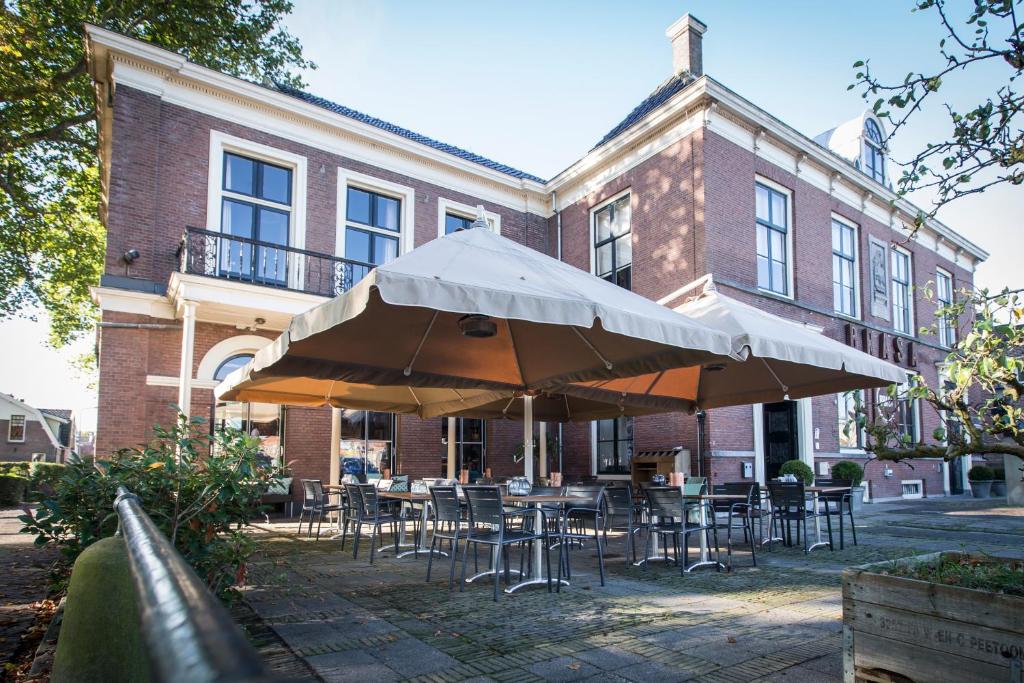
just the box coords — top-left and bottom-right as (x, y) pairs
(0, 507), (56, 676)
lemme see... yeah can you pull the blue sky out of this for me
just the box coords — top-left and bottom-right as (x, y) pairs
(2, 1), (1020, 431)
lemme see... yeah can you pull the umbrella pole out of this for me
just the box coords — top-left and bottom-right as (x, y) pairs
(539, 422), (547, 483)
(524, 395), (534, 483)
(446, 417), (457, 480)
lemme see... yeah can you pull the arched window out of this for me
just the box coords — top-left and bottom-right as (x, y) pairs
(863, 119), (886, 184)
(214, 353), (254, 381)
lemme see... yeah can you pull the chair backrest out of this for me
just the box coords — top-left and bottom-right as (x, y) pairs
(767, 481), (806, 510)
(604, 485), (633, 516)
(815, 478), (851, 500)
(345, 483), (364, 513)
(355, 483), (380, 516)
(564, 484), (606, 510)
(463, 485), (505, 529)
(529, 486), (563, 497)
(300, 479), (318, 504)
(429, 486), (461, 523)
(682, 479), (707, 497)
(645, 486), (684, 520)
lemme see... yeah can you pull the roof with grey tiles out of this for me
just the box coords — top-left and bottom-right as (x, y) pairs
(590, 73), (696, 151)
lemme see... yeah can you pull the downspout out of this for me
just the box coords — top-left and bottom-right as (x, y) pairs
(552, 189), (564, 473)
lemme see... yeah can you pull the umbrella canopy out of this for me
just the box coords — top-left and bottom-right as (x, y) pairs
(564, 277), (907, 410)
(233, 227), (737, 393)
(216, 372), (688, 421)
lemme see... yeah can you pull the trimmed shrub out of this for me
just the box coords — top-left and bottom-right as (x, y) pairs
(779, 460), (814, 485)
(0, 474), (28, 506)
(28, 462), (67, 499)
(831, 461), (865, 487)
(992, 469), (1006, 481)
(968, 465), (995, 481)
(0, 461), (31, 477)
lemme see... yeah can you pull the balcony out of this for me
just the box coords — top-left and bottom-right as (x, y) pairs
(178, 226), (374, 298)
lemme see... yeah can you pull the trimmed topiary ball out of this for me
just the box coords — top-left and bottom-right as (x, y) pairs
(968, 465), (995, 482)
(779, 459), (814, 485)
(830, 460), (864, 487)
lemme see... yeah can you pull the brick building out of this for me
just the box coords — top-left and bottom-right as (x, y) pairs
(0, 393), (74, 462)
(86, 13), (987, 502)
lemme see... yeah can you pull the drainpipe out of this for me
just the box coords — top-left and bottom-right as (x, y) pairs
(177, 302), (197, 418)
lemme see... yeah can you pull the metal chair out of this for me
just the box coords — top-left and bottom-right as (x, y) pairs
(556, 484), (608, 588)
(460, 485), (551, 601)
(345, 483), (400, 563)
(643, 486), (720, 574)
(711, 482), (761, 569)
(767, 481), (832, 552)
(297, 479), (341, 540)
(814, 477), (858, 549)
(425, 486), (465, 589)
(603, 485), (643, 565)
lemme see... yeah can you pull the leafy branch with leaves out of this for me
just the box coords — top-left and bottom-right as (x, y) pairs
(0, 0), (313, 345)
(850, 0), (1024, 229)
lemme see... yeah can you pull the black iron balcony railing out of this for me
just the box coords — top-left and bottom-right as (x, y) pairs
(178, 226), (376, 298)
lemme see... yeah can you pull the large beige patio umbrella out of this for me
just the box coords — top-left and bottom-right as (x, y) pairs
(563, 276), (907, 409)
(218, 227), (737, 482)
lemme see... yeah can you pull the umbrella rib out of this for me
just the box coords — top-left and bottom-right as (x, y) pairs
(403, 311), (439, 377)
(564, 394), (572, 421)
(571, 327), (614, 371)
(408, 386), (421, 406)
(761, 358), (790, 399)
(506, 319), (527, 387)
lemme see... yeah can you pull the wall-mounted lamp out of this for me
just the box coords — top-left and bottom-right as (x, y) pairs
(122, 248), (140, 276)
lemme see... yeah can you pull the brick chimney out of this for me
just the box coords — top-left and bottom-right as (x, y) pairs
(666, 13), (707, 77)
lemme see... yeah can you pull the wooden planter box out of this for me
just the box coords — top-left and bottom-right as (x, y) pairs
(843, 552), (1024, 683)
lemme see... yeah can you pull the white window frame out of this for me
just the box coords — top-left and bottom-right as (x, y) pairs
(891, 246), (914, 336)
(8, 414), (25, 443)
(878, 373), (921, 444)
(336, 169), (415, 264)
(935, 267), (956, 348)
(837, 390), (866, 453)
(206, 131), (308, 290)
(862, 118), (887, 185)
(436, 198), (500, 237)
(588, 188), (632, 281)
(589, 420), (633, 481)
(830, 214), (861, 320)
(754, 176), (795, 300)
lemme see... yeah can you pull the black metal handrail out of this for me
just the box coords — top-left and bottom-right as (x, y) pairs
(178, 225), (377, 298)
(114, 486), (277, 683)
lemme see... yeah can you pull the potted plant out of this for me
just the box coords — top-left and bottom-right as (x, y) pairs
(778, 459), (814, 485)
(990, 469), (1007, 497)
(830, 460), (866, 511)
(967, 465), (994, 498)
(843, 552), (1024, 681)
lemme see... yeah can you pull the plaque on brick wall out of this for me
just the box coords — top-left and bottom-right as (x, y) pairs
(869, 237), (890, 320)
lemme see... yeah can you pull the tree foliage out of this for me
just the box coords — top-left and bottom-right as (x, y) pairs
(0, 0), (313, 345)
(20, 413), (286, 596)
(851, 0), (1024, 228)
(846, 287), (1024, 464)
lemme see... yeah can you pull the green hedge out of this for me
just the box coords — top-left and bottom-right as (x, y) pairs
(29, 462), (66, 499)
(779, 459), (814, 485)
(968, 465), (995, 481)
(0, 474), (28, 506)
(0, 461), (30, 477)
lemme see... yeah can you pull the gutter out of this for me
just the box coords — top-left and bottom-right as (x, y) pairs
(98, 322), (181, 330)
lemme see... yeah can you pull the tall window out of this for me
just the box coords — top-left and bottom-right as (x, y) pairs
(344, 187), (401, 288)
(891, 248), (913, 334)
(936, 269), (956, 348)
(441, 418), (485, 477)
(341, 410), (395, 480)
(878, 376), (919, 443)
(832, 218), (858, 317)
(444, 213), (473, 234)
(220, 152), (293, 285)
(756, 182), (790, 295)
(8, 415), (25, 442)
(837, 391), (865, 450)
(863, 119), (886, 184)
(593, 194), (632, 290)
(213, 354), (284, 467)
(596, 417), (633, 475)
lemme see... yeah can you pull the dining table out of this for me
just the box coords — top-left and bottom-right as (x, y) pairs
(803, 486), (851, 552)
(634, 493), (743, 572)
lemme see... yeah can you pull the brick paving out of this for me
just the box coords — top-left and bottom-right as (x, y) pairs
(242, 497), (1024, 682)
(0, 507), (57, 674)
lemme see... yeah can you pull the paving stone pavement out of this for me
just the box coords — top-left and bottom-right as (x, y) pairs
(243, 497), (1024, 682)
(0, 506), (57, 673)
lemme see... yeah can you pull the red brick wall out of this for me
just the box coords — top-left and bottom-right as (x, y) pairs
(0, 420), (58, 461)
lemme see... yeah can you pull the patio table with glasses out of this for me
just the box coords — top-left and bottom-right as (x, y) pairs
(804, 485), (851, 552)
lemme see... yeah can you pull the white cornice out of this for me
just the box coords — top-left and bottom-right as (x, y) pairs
(90, 286), (176, 319)
(84, 24), (550, 217)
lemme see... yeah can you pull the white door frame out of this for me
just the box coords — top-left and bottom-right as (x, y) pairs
(752, 399), (814, 485)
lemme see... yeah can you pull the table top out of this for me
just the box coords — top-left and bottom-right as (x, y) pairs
(378, 491), (586, 505)
(806, 486), (851, 493)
